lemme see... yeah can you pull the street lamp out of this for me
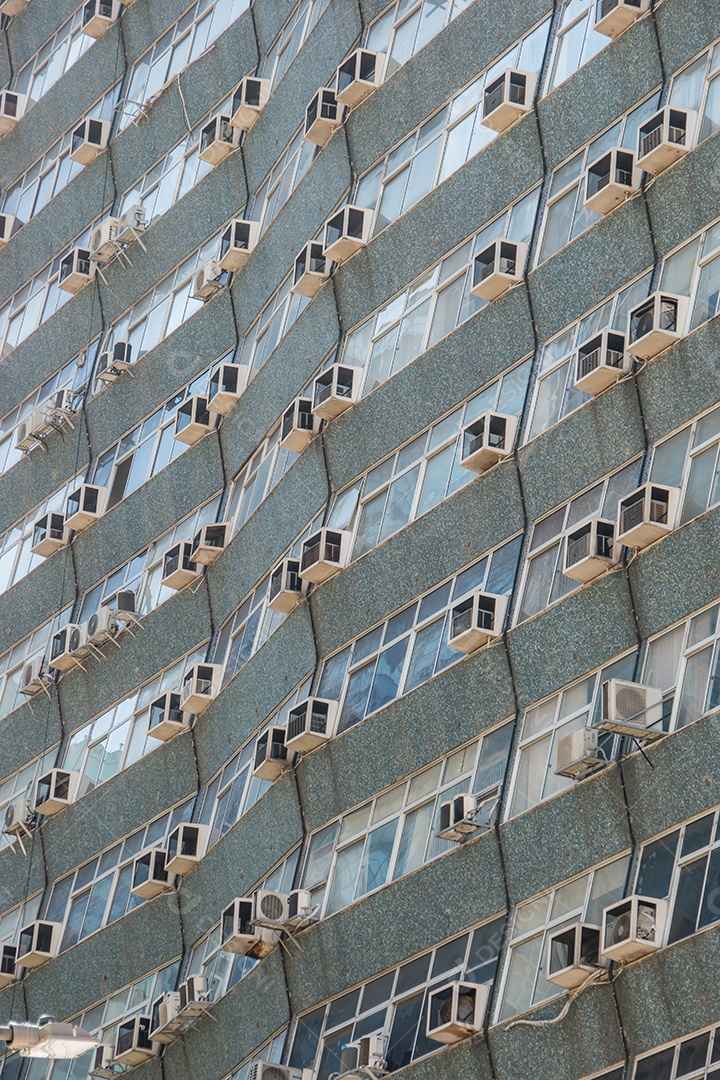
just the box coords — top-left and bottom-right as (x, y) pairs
(0, 1016), (100, 1059)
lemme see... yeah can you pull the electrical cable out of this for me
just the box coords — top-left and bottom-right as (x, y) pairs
(649, 0), (667, 87)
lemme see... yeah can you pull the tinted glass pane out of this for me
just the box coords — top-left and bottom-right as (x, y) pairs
(698, 847), (720, 930)
(677, 1031), (710, 1076)
(635, 1047), (674, 1080)
(636, 832), (680, 898)
(668, 857), (707, 943)
(385, 992), (424, 1072)
(682, 813), (715, 856)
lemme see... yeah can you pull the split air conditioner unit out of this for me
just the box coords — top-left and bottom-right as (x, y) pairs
(299, 527), (349, 583)
(616, 483), (679, 549)
(311, 364), (358, 419)
(481, 69), (536, 132)
(34, 769), (77, 816)
(20, 656), (53, 697)
(220, 898), (278, 957)
(248, 1063), (306, 1080)
(229, 76), (270, 130)
(335, 49), (383, 107)
(198, 114), (240, 164)
(426, 981), (488, 1044)
(448, 591), (507, 653)
(339, 1035), (388, 1079)
(252, 726), (290, 781)
(323, 206), (370, 262)
(190, 522), (228, 565)
(49, 624), (88, 672)
(268, 557), (308, 612)
(305, 87), (345, 146)
(253, 890), (290, 928)
(574, 329), (630, 394)
(16, 920), (60, 969)
(116, 203), (147, 245)
(130, 848), (175, 899)
(547, 922), (604, 987)
(81, 0), (120, 38)
(148, 691), (188, 741)
(43, 388), (76, 425)
(600, 678), (664, 739)
(149, 991), (181, 1043)
(179, 974), (210, 1015)
(174, 395), (213, 445)
(207, 362), (246, 413)
(180, 663), (223, 714)
(563, 517), (617, 582)
(192, 258), (225, 300)
(86, 604), (119, 647)
(0, 945), (17, 990)
(3, 797), (34, 839)
(218, 218), (260, 272)
(594, 0), (650, 36)
(0, 91), (26, 135)
(460, 411), (517, 473)
(97, 341), (133, 383)
(0, 213), (18, 247)
(113, 1016), (156, 1065)
(584, 148), (641, 214)
(65, 483), (105, 530)
(70, 117), (110, 164)
(162, 541), (201, 590)
(291, 240), (331, 297)
(554, 727), (605, 779)
(58, 247), (95, 293)
(165, 822), (208, 874)
(31, 512), (69, 557)
(627, 292), (686, 359)
(601, 895), (666, 962)
(90, 218), (120, 263)
(437, 792), (497, 842)
(280, 396), (323, 451)
(286, 889), (315, 930)
(637, 107), (696, 174)
(285, 697), (337, 752)
(471, 239), (527, 300)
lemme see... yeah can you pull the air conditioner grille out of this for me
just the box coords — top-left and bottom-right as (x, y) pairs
(258, 893), (285, 922)
(614, 685), (647, 721)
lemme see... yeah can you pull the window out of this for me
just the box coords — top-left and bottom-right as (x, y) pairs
(515, 459), (642, 623)
(235, 271), (311, 380)
(300, 725), (512, 917)
(633, 1023), (720, 1080)
(496, 855), (630, 1021)
(288, 915), (505, 1079)
(316, 538), (522, 733)
(250, 128), (317, 236)
(0, 750), (58, 853)
(0, 895), (42, 951)
(223, 1031), (288, 1080)
(649, 398), (720, 540)
(659, 217), (720, 334)
(546, 0), (607, 92)
(0, 608), (72, 723)
(642, 600), (720, 735)
(226, 426), (301, 535)
(11, 6), (93, 106)
(366, 0), (478, 78)
(326, 360), (532, 562)
(0, 471), (84, 598)
(505, 653), (637, 819)
(667, 39), (720, 147)
(261, 0), (331, 87)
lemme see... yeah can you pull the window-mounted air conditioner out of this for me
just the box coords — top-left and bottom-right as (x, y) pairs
(218, 218), (259, 272)
(113, 1016), (156, 1065)
(65, 483), (105, 531)
(280, 396), (323, 452)
(149, 991), (181, 1043)
(198, 115), (240, 164)
(481, 69), (536, 133)
(248, 1063), (307, 1080)
(180, 663), (222, 714)
(3, 797), (34, 839)
(165, 822), (208, 875)
(268, 557), (308, 613)
(85, 604), (120, 647)
(628, 292), (686, 359)
(190, 522), (228, 565)
(31, 512), (69, 557)
(252, 726), (291, 781)
(616, 482), (679, 549)
(229, 76), (270, 131)
(192, 258), (225, 300)
(601, 895), (666, 962)
(115, 589), (136, 624)
(116, 203), (147, 246)
(97, 341), (133, 383)
(49, 624), (88, 673)
(130, 847), (175, 899)
(0, 212), (18, 248)
(574, 329), (629, 394)
(162, 541), (201, 590)
(0, 0), (29, 16)
(339, 1035), (388, 1079)
(547, 922), (604, 987)
(89, 218), (120, 264)
(204, 369), (246, 421)
(437, 792), (497, 842)
(0, 945), (17, 990)
(600, 678), (664, 740)
(220, 898), (278, 957)
(34, 768), (77, 816)
(323, 206), (370, 263)
(70, 117), (110, 164)
(471, 239), (527, 301)
(594, 0), (650, 36)
(299, 527), (349, 583)
(312, 364), (357, 420)
(291, 240), (331, 297)
(285, 696), (337, 752)
(460, 411), (517, 473)
(426, 981), (488, 1044)
(58, 247), (95, 294)
(178, 974), (211, 1017)
(554, 727), (605, 779)
(448, 591), (507, 653)
(305, 87), (345, 146)
(90, 1045), (115, 1078)
(584, 148), (641, 214)
(335, 49), (383, 107)
(637, 107), (696, 174)
(16, 920), (60, 969)
(20, 656), (53, 698)
(563, 517), (617, 582)
(81, 0), (120, 38)
(174, 394), (213, 445)
(148, 691), (188, 741)
(0, 91), (26, 135)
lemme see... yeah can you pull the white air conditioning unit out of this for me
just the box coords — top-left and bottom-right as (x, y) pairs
(86, 604), (119, 647)
(192, 258), (225, 300)
(481, 69), (536, 132)
(34, 769), (77, 816)
(253, 890), (290, 928)
(165, 822), (208, 874)
(471, 239), (527, 301)
(116, 203), (147, 245)
(180, 663), (223, 714)
(179, 974), (210, 1015)
(16, 409), (45, 452)
(70, 117), (110, 164)
(291, 240), (331, 297)
(252, 726), (291, 781)
(600, 678), (664, 739)
(130, 848), (175, 898)
(198, 114), (240, 164)
(31, 512), (69, 557)
(0, 0), (28, 15)
(16, 920), (60, 969)
(58, 247), (95, 293)
(218, 218), (260, 272)
(339, 1035), (388, 1079)
(44, 388), (76, 424)
(312, 364), (358, 419)
(81, 0), (120, 37)
(437, 792), (497, 842)
(207, 362), (247, 413)
(304, 87), (345, 146)
(161, 541), (201, 590)
(174, 394), (213, 445)
(299, 527), (349, 583)
(323, 206), (370, 263)
(149, 991), (181, 1043)
(563, 517), (617, 582)
(280, 396), (323, 451)
(594, 0), (650, 36)
(20, 656), (53, 697)
(426, 981), (488, 1043)
(0, 945), (17, 991)
(616, 482), (679, 549)
(554, 727), (605, 779)
(148, 691), (188, 741)
(448, 591), (507, 653)
(627, 292), (686, 359)
(584, 148), (641, 214)
(637, 106), (696, 174)
(113, 1016), (155, 1065)
(220, 898), (278, 958)
(335, 49), (383, 107)
(601, 895), (666, 962)
(268, 557), (308, 613)
(89, 218), (120, 263)
(0, 212), (18, 247)
(190, 522), (228, 565)
(285, 696), (337, 752)
(0, 91), (26, 135)
(574, 329), (630, 394)
(460, 411), (517, 473)
(3, 797), (34, 838)
(49, 623), (88, 673)
(229, 76), (270, 130)
(89, 1044), (115, 1078)
(97, 340), (133, 383)
(248, 1063), (306, 1080)
(547, 922), (604, 987)
(286, 889), (315, 930)
(65, 483), (105, 530)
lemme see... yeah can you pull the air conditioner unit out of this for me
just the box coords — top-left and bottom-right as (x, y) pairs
(0, 212), (18, 247)
(547, 922), (603, 987)
(16, 409), (44, 451)
(299, 527), (349, 583)
(113, 1016), (155, 1065)
(165, 822), (208, 874)
(3, 797), (34, 838)
(628, 292), (686, 359)
(116, 203), (147, 245)
(220, 898), (278, 957)
(49, 623), (88, 672)
(149, 991), (181, 1043)
(253, 890), (290, 928)
(248, 1063), (306, 1080)
(148, 691), (188, 741)
(600, 678), (664, 739)
(339, 1035), (388, 1079)
(637, 106), (696, 174)
(280, 396), (323, 452)
(285, 696), (337, 752)
(471, 239), (527, 301)
(192, 258), (225, 300)
(207, 362), (247, 413)
(0, 0), (28, 15)
(20, 656), (53, 697)
(179, 974), (210, 1015)
(563, 517), (617, 582)
(190, 522), (228, 565)
(252, 726), (290, 781)
(65, 483), (105, 530)
(218, 218), (260, 272)
(58, 247), (95, 293)
(89, 218), (120, 263)
(81, 0), (120, 37)
(198, 114), (240, 164)
(291, 240), (331, 297)
(97, 340), (133, 383)
(174, 394), (213, 445)
(460, 411), (517, 473)
(312, 364), (358, 420)
(584, 148), (641, 214)
(594, 0), (650, 35)
(601, 895), (666, 962)
(448, 591), (507, 653)
(323, 206), (370, 262)
(335, 49), (383, 107)
(286, 889), (315, 930)
(70, 117), (110, 164)
(305, 87), (345, 146)
(16, 920), (60, 969)
(44, 388), (76, 423)
(31, 512), (69, 557)
(34, 769), (77, 816)
(89, 1044), (115, 1078)
(180, 663), (223, 714)
(229, 76), (270, 130)
(427, 981), (488, 1043)
(616, 482), (679, 549)
(437, 792), (497, 842)
(0, 91), (26, 135)
(554, 727), (605, 779)
(162, 541), (201, 590)
(268, 557), (308, 612)
(130, 848), (175, 898)
(115, 589), (136, 622)
(86, 604), (119, 646)
(481, 69), (536, 132)
(0, 945), (17, 990)
(574, 329), (630, 394)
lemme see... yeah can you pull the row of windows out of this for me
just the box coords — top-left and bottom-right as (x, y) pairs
(10, 3), (93, 105)
(0, 609), (71, 724)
